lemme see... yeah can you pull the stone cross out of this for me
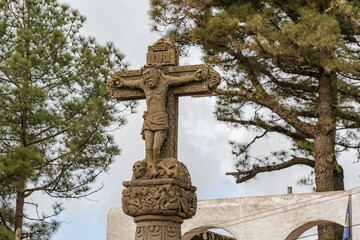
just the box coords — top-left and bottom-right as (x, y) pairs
(107, 38), (221, 240)
(107, 37), (220, 166)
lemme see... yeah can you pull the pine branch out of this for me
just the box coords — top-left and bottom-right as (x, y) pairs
(335, 4), (360, 33)
(0, 105), (21, 117)
(215, 89), (316, 137)
(0, 139), (14, 148)
(336, 110), (360, 128)
(26, 128), (68, 146)
(335, 141), (360, 150)
(23, 201), (61, 222)
(221, 49), (318, 136)
(251, 38), (319, 78)
(273, 57), (319, 77)
(290, 109), (317, 119)
(226, 157), (315, 183)
(260, 68), (318, 92)
(33, 113), (105, 171)
(25, 109), (108, 197)
(46, 183), (104, 199)
(0, 212), (13, 233)
(24, 163), (72, 198)
(338, 83), (360, 102)
(217, 116), (309, 141)
(272, 0), (300, 23)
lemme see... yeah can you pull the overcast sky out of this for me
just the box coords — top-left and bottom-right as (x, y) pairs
(45, 1), (360, 239)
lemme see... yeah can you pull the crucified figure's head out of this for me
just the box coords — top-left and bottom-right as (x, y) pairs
(141, 64), (161, 89)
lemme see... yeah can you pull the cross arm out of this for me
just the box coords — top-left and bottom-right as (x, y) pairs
(109, 71), (142, 89)
(166, 64), (221, 97)
(107, 70), (145, 101)
(165, 68), (205, 86)
(120, 78), (142, 89)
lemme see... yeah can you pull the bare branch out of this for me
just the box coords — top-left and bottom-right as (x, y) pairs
(232, 131), (268, 157)
(226, 157), (315, 183)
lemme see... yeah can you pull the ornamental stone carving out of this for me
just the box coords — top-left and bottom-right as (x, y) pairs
(122, 180), (196, 219)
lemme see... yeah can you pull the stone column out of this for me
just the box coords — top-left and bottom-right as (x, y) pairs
(122, 159), (197, 240)
(134, 216), (182, 240)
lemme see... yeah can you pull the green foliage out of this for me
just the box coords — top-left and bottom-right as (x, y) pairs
(0, 0), (132, 238)
(0, 200), (15, 240)
(150, 0), (360, 187)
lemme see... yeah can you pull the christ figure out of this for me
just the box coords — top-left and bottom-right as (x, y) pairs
(110, 64), (206, 176)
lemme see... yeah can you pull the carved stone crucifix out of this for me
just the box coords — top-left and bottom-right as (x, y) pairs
(107, 38), (220, 174)
(107, 38), (221, 240)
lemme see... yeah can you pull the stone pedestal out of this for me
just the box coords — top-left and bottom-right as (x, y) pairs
(122, 158), (197, 240)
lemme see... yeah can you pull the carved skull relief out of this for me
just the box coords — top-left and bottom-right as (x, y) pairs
(132, 160), (147, 179)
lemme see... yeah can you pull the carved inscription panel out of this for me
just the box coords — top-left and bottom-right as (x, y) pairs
(147, 49), (176, 66)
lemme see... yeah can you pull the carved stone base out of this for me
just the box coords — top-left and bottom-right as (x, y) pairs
(134, 215), (183, 240)
(123, 160), (197, 219)
(122, 160), (197, 240)
(122, 178), (197, 219)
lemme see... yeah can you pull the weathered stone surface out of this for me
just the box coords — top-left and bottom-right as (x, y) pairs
(122, 179), (196, 219)
(122, 160), (197, 238)
(131, 158), (192, 183)
(123, 158), (197, 219)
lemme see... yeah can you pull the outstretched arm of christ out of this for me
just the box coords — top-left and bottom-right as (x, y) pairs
(109, 75), (142, 89)
(165, 68), (207, 86)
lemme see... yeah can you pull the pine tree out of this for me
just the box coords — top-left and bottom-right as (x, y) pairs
(150, 0), (360, 239)
(0, 0), (132, 239)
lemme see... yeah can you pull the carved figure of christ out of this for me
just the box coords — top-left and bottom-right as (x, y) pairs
(112, 64), (206, 175)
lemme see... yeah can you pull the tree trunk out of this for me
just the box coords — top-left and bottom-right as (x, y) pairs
(314, 134), (344, 240)
(315, 72), (344, 240)
(14, 173), (25, 239)
(314, 135), (344, 192)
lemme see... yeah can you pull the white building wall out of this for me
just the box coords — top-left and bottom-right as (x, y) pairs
(107, 190), (360, 240)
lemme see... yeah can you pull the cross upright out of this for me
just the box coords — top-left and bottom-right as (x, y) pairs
(107, 38), (220, 174)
